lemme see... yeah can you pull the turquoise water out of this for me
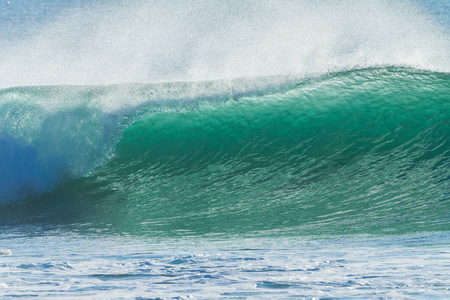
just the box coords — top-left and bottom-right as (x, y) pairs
(1, 0), (450, 298)
(1, 67), (449, 237)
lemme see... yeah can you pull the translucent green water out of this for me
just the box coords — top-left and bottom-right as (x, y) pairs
(3, 68), (449, 236)
(1, 1), (450, 298)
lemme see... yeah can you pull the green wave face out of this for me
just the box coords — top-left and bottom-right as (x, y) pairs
(3, 68), (450, 236)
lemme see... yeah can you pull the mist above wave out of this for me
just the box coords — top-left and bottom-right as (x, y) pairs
(0, 0), (448, 88)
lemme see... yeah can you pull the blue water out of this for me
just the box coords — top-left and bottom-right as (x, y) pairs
(1, 231), (449, 299)
(1, 0), (450, 298)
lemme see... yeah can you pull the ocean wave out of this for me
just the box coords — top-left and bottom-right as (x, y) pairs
(1, 67), (449, 235)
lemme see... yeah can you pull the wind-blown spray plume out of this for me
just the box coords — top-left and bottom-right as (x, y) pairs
(0, 0), (448, 88)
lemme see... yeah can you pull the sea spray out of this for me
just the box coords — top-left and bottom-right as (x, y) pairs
(0, 1), (449, 298)
(0, 0), (448, 88)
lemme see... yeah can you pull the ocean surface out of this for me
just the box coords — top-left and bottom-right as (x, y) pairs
(0, 0), (449, 298)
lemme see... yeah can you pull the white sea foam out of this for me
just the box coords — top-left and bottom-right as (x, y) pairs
(0, 249), (12, 256)
(0, 0), (448, 88)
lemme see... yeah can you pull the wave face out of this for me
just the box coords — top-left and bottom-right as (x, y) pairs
(1, 68), (449, 236)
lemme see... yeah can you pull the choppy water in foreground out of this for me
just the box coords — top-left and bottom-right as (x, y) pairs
(1, 0), (450, 298)
(1, 231), (449, 299)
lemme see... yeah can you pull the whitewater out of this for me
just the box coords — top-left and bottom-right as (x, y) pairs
(0, 0), (449, 298)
